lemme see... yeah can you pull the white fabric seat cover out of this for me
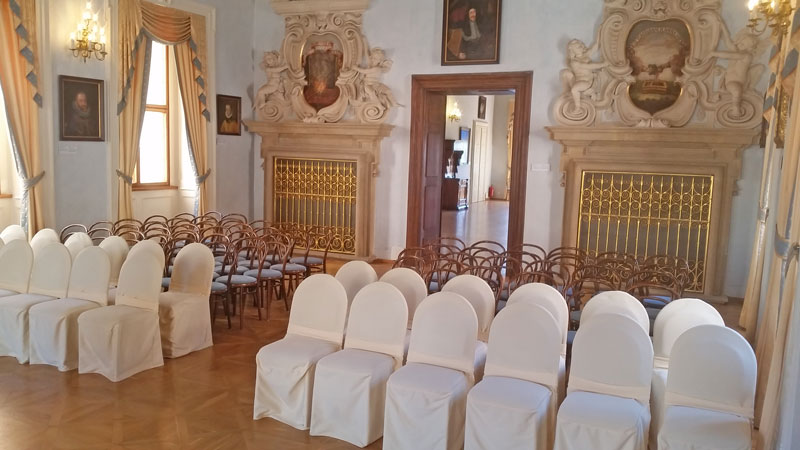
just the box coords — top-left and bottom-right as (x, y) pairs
(310, 282), (408, 446)
(158, 243), (215, 358)
(29, 298), (101, 370)
(254, 274), (348, 429)
(380, 267), (428, 329)
(78, 250), (165, 382)
(383, 292), (478, 450)
(0, 240), (34, 296)
(557, 391), (651, 448)
(581, 290), (650, 334)
(334, 260), (377, 307)
(658, 406), (752, 450)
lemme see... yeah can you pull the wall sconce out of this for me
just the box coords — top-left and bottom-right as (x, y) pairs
(748, 0), (794, 36)
(69, 1), (107, 62)
(448, 102), (462, 123)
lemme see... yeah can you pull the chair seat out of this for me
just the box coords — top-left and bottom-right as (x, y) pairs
(220, 264), (248, 275)
(555, 391), (650, 450)
(243, 269), (283, 279)
(161, 277), (171, 289)
(211, 282), (228, 293)
(658, 405), (752, 450)
(643, 297), (670, 309)
(215, 275), (257, 286)
(0, 289), (20, 298)
(271, 263), (306, 273)
(291, 256), (324, 265)
(570, 310), (581, 323)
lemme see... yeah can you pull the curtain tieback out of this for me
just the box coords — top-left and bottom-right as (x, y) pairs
(116, 170), (133, 185)
(22, 171), (45, 189)
(196, 169), (211, 185)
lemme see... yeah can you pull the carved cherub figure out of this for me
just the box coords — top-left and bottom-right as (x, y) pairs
(561, 39), (609, 114)
(254, 51), (289, 110)
(355, 48), (398, 107)
(710, 32), (763, 116)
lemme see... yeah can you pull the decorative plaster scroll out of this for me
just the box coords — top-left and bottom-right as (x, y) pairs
(553, 0), (768, 128)
(254, 1), (397, 124)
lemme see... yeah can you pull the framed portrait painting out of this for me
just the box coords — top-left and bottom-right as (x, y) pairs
(217, 95), (242, 136)
(59, 75), (104, 141)
(441, 0), (502, 65)
(478, 95), (487, 119)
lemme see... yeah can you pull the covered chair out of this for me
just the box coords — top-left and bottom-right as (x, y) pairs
(580, 290), (650, 333)
(658, 325), (756, 450)
(334, 260), (377, 306)
(158, 243), (215, 358)
(99, 236), (129, 305)
(0, 224), (26, 242)
(30, 228), (60, 255)
(64, 232), (93, 260)
(380, 267), (428, 330)
(441, 274), (494, 381)
(77, 249), (165, 381)
(649, 299), (725, 449)
(310, 282), (408, 446)
(0, 240), (33, 297)
(555, 313), (654, 450)
(465, 303), (562, 450)
(0, 243), (71, 363)
(383, 292), (478, 450)
(28, 247), (110, 371)
(254, 274), (349, 429)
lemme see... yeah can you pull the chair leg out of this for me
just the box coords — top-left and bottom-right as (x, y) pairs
(223, 293), (231, 329)
(210, 296), (217, 324)
(256, 287), (263, 321)
(265, 281), (273, 320)
(238, 289), (245, 329)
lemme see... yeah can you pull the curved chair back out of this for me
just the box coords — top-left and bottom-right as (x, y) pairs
(508, 282), (569, 356)
(569, 313), (654, 404)
(30, 228), (60, 256)
(169, 243), (215, 296)
(128, 239), (165, 267)
(64, 232), (93, 260)
(485, 302), (561, 389)
(380, 267), (428, 329)
(441, 274), (495, 341)
(98, 236), (129, 285)
(115, 250), (165, 312)
(29, 243), (72, 298)
(667, 325), (756, 418)
(653, 298), (724, 368)
(407, 292), (479, 383)
(287, 274), (349, 346)
(335, 260), (378, 305)
(0, 240), (33, 293)
(0, 224), (26, 242)
(581, 290), (650, 334)
(345, 282), (408, 368)
(67, 246), (110, 305)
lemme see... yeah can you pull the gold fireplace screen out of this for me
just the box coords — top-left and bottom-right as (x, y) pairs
(577, 171), (714, 292)
(273, 157), (357, 254)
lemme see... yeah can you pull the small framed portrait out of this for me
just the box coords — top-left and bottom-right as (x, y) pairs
(59, 75), (104, 141)
(478, 95), (487, 119)
(217, 94), (241, 136)
(442, 0), (502, 65)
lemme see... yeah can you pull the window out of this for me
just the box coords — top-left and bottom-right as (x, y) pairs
(135, 41), (171, 188)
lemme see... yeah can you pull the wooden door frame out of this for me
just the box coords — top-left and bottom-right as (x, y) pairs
(406, 71), (533, 250)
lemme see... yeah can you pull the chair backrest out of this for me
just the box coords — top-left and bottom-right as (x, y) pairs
(653, 298), (725, 368)
(379, 267), (428, 329)
(64, 232), (93, 260)
(441, 274), (495, 341)
(345, 282), (408, 368)
(667, 325), (756, 418)
(0, 224), (26, 242)
(569, 313), (654, 404)
(408, 292), (478, 382)
(287, 274), (349, 346)
(0, 239), (33, 293)
(30, 228), (60, 255)
(128, 239), (165, 267)
(334, 260), (378, 305)
(29, 243), (72, 298)
(169, 243), (215, 296)
(581, 290), (649, 334)
(485, 302), (561, 390)
(507, 282), (569, 356)
(98, 236), (129, 285)
(115, 249), (165, 312)
(67, 246), (110, 305)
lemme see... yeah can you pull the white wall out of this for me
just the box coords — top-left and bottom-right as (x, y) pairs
(490, 94), (513, 198)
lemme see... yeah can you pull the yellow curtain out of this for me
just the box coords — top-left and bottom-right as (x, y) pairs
(0, 0), (44, 238)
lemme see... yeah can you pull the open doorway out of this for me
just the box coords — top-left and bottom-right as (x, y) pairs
(406, 72), (532, 251)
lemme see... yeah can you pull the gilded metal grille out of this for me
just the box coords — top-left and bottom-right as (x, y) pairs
(577, 171), (714, 292)
(273, 158), (357, 254)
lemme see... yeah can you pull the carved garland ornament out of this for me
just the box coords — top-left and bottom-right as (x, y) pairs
(254, 8), (397, 124)
(553, 0), (768, 128)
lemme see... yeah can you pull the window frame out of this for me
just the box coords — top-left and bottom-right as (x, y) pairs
(133, 42), (172, 190)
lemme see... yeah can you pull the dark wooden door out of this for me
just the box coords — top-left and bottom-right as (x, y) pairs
(420, 93), (447, 244)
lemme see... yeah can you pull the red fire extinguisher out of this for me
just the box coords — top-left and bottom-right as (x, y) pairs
(488, 185), (495, 198)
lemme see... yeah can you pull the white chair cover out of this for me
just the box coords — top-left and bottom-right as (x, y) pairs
(555, 313), (654, 450)
(159, 243), (215, 358)
(310, 282), (408, 446)
(0, 239), (33, 296)
(99, 235), (129, 286)
(0, 224), (26, 242)
(254, 274), (349, 429)
(383, 292), (478, 450)
(649, 299), (725, 449)
(581, 290), (650, 333)
(128, 239), (165, 266)
(380, 267), (428, 329)
(465, 302), (562, 450)
(0, 243), (71, 363)
(64, 232), (93, 260)
(29, 246), (110, 371)
(78, 250), (165, 381)
(335, 260), (378, 306)
(658, 325), (756, 450)
(441, 274), (495, 341)
(30, 228), (60, 256)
